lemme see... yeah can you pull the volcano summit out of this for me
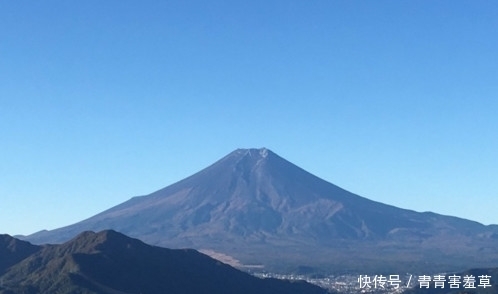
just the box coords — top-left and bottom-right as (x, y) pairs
(25, 148), (498, 274)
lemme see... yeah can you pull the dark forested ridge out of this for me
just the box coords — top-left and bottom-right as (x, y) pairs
(0, 230), (327, 294)
(0, 234), (40, 275)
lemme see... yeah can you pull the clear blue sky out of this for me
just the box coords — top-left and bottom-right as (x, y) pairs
(1, 1), (497, 235)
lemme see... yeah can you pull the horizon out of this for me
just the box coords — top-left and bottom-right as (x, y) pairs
(1, 1), (497, 235)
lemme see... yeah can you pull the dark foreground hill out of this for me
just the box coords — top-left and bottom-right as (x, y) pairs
(24, 148), (498, 274)
(0, 230), (327, 294)
(0, 235), (40, 275)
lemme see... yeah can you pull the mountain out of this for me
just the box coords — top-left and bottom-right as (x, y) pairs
(0, 235), (40, 275)
(0, 230), (327, 294)
(23, 148), (498, 274)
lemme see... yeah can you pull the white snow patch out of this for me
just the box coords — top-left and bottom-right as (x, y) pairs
(259, 148), (268, 158)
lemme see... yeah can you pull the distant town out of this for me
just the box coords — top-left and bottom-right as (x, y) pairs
(254, 271), (494, 293)
(254, 272), (414, 293)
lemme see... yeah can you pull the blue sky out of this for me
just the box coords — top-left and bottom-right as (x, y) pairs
(1, 1), (497, 235)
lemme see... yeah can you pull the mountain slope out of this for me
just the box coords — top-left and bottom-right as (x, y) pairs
(0, 234), (40, 275)
(0, 230), (327, 294)
(24, 148), (498, 274)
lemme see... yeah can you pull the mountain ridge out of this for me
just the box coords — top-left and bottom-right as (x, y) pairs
(0, 230), (327, 294)
(0, 234), (40, 275)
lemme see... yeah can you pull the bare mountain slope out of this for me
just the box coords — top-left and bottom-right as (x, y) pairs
(24, 148), (498, 274)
